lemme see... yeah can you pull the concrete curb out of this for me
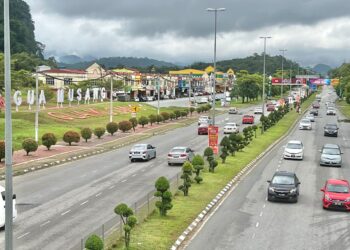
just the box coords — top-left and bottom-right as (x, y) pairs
(171, 100), (313, 249)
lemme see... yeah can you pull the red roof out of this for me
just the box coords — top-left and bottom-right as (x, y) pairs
(41, 69), (86, 75)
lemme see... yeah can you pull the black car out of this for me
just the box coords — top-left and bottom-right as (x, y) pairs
(267, 171), (300, 203)
(324, 123), (338, 137)
(309, 109), (318, 116)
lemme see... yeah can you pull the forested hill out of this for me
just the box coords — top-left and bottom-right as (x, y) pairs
(190, 53), (302, 75)
(0, 0), (43, 57)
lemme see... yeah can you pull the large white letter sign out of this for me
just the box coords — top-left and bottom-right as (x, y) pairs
(57, 89), (64, 108)
(13, 90), (22, 112)
(84, 88), (90, 104)
(39, 90), (46, 109)
(100, 87), (106, 101)
(77, 88), (82, 105)
(27, 89), (35, 110)
(68, 88), (74, 106)
(92, 87), (99, 102)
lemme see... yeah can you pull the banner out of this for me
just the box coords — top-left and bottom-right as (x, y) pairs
(271, 78), (306, 85)
(208, 125), (219, 154)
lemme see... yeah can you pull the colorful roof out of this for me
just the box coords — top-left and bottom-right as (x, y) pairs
(169, 69), (205, 75)
(112, 68), (139, 74)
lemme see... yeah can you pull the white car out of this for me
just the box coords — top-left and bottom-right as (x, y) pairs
(223, 122), (239, 134)
(197, 97), (208, 104)
(299, 118), (312, 130)
(283, 140), (304, 160)
(305, 114), (315, 122)
(167, 147), (194, 166)
(254, 107), (263, 114)
(326, 107), (336, 116)
(228, 107), (238, 114)
(146, 96), (154, 101)
(198, 115), (210, 125)
(129, 144), (156, 162)
(0, 186), (17, 228)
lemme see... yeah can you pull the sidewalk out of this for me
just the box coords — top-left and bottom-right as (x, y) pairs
(0, 114), (202, 178)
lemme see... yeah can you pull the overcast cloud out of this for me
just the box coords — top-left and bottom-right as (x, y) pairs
(26, 0), (350, 67)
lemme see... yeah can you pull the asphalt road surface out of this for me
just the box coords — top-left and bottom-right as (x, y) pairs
(147, 94), (225, 108)
(0, 103), (262, 249)
(185, 86), (350, 250)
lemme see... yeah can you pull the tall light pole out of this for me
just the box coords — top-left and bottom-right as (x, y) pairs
(4, 0), (14, 248)
(188, 72), (192, 106)
(279, 49), (287, 98)
(207, 7), (225, 125)
(260, 36), (271, 117)
(157, 77), (160, 115)
(35, 68), (39, 142)
(109, 73), (113, 122)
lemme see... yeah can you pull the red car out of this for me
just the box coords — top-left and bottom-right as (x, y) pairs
(321, 179), (350, 211)
(197, 124), (208, 135)
(242, 115), (254, 124)
(267, 105), (275, 112)
(312, 102), (320, 109)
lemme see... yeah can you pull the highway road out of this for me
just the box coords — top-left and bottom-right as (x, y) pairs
(147, 94), (225, 108)
(0, 103), (261, 249)
(185, 86), (350, 250)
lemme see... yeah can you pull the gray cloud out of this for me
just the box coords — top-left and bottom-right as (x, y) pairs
(29, 0), (350, 37)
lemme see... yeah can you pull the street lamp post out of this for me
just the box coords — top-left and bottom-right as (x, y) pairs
(268, 75), (272, 97)
(4, 0), (14, 248)
(157, 77), (160, 115)
(279, 49), (287, 98)
(207, 7), (226, 126)
(109, 73), (113, 122)
(260, 36), (271, 118)
(188, 72), (192, 107)
(35, 68), (39, 142)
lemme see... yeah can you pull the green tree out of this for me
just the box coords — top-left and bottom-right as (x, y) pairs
(129, 117), (138, 132)
(178, 161), (193, 196)
(85, 234), (103, 250)
(94, 127), (105, 139)
(41, 133), (57, 150)
(22, 138), (38, 156)
(106, 122), (118, 135)
(169, 112), (176, 120)
(160, 112), (170, 121)
(189, 107), (195, 116)
(252, 125), (258, 138)
(0, 141), (4, 162)
(63, 131), (80, 146)
(119, 121), (132, 132)
(154, 177), (173, 216)
(138, 116), (149, 127)
(192, 155), (204, 184)
(81, 128), (92, 142)
(220, 136), (230, 163)
(114, 203), (137, 249)
(148, 114), (157, 126)
(155, 114), (163, 124)
(174, 110), (181, 119)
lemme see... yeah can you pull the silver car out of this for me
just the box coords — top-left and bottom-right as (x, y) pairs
(129, 144), (156, 162)
(320, 144), (342, 167)
(167, 147), (194, 166)
(305, 114), (315, 122)
(299, 118), (312, 130)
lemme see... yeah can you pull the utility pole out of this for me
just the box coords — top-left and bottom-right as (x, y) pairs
(109, 73), (113, 122)
(280, 49), (287, 98)
(35, 68), (39, 142)
(207, 7), (225, 125)
(260, 36), (271, 118)
(157, 77), (160, 115)
(4, 0), (14, 248)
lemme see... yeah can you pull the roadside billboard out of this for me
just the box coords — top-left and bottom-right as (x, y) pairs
(208, 125), (219, 154)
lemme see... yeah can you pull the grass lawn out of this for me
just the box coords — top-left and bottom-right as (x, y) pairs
(0, 102), (189, 150)
(106, 95), (315, 250)
(337, 100), (350, 118)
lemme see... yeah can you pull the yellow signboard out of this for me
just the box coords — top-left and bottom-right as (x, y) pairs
(131, 106), (140, 112)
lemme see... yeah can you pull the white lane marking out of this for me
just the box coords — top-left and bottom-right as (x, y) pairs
(259, 212), (263, 217)
(61, 210), (71, 216)
(252, 233), (256, 239)
(141, 169), (146, 172)
(278, 165), (281, 168)
(121, 179), (127, 183)
(40, 221), (50, 227)
(263, 204), (266, 208)
(278, 161), (282, 164)
(276, 168), (278, 171)
(81, 174), (87, 178)
(95, 192), (102, 197)
(80, 200), (89, 206)
(256, 222), (260, 228)
(108, 185), (115, 190)
(132, 174), (137, 177)
(17, 232), (30, 239)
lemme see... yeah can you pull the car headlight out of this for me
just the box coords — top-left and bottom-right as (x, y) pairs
(290, 188), (297, 193)
(268, 187), (275, 192)
(345, 197), (350, 202)
(325, 194), (332, 201)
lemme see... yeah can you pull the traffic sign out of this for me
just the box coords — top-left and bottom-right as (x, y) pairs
(131, 106), (140, 112)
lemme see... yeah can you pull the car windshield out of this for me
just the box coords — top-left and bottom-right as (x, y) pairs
(132, 145), (146, 150)
(171, 148), (186, 153)
(325, 125), (337, 129)
(301, 119), (310, 123)
(226, 123), (236, 126)
(286, 143), (302, 149)
(327, 184), (349, 193)
(272, 175), (295, 185)
(322, 148), (340, 155)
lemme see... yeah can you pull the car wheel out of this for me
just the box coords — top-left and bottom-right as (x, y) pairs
(147, 155), (150, 161)
(168, 162), (172, 166)
(130, 158), (134, 163)
(267, 195), (273, 202)
(293, 197), (298, 203)
(154, 153), (156, 159)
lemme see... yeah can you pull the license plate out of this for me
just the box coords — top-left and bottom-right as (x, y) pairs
(334, 202), (343, 206)
(174, 156), (179, 158)
(291, 154), (295, 157)
(278, 194), (286, 197)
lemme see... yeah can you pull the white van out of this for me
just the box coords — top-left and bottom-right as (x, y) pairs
(0, 186), (17, 228)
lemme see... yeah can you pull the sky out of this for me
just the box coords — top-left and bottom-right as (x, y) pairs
(25, 0), (350, 67)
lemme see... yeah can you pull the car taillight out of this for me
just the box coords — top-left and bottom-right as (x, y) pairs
(180, 154), (187, 157)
